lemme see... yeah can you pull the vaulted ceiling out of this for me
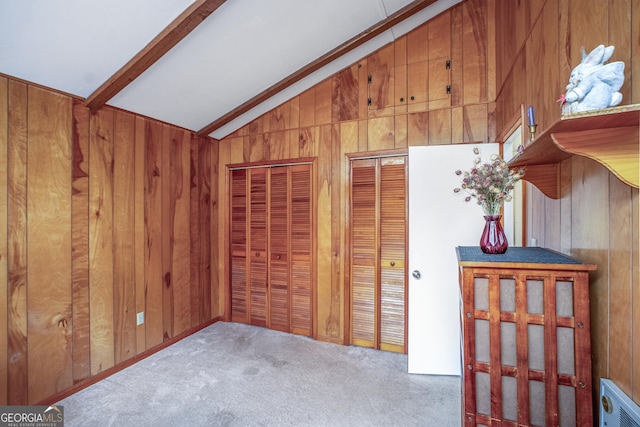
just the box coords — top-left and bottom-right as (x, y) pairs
(0, 0), (460, 139)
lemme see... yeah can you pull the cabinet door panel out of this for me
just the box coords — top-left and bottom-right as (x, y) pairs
(249, 168), (267, 325)
(429, 57), (451, 109)
(290, 164), (312, 335)
(269, 167), (289, 331)
(350, 160), (377, 347)
(379, 157), (407, 351)
(230, 169), (248, 323)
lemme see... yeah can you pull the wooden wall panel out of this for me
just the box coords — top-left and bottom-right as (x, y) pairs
(462, 0), (488, 104)
(169, 127), (191, 337)
(71, 101), (91, 381)
(89, 108), (115, 375)
(496, 0), (640, 409)
(206, 138), (216, 319)
(0, 77), (7, 406)
(134, 116), (146, 355)
(608, 177), (633, 394)
(316, 124), (334, 340)
(407, 112), (428, 146)
(332, 66), (359, 123)
(633, 189), (640, 402)
(201, 137), (214, 327)
(113, 110), (136, 364)
(315, 79), (332, 125)
(26, 86), (73, 403)
(633, 0), (640, 105)
(218, 139), (231, 320)
(145, 120), (165, 349)
(7, 80), (28, 405)
(162, 126), (173, 341)
(0, 75), (216, 404)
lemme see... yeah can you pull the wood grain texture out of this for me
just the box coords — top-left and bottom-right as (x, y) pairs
(27, 86), (73, 403)
(316, 125), (333, 338)
(145, 120), (164, 348)
(162, 126), (173, 341)
(113, 110), (136, 364)
(0, 77), (7, 405)
(89, 108), (115, 376)
(71, 100), (91, 382)
(1, 74), (218, 404)
(633, 0), (640, 105)
(462, 0), (488, 104)
(315, 79), (332, 126)
(608, 177), (633, 395)
(170, 127), (191, 336)
(134, 117), (146, 355)
(206, 137), (216, 319)
(633, 188), (640, 402)
(217, 139), (231, 320)
(367, 117), (395, 150)
(7, 80), (28, 405)
(332, 65), (359, 123)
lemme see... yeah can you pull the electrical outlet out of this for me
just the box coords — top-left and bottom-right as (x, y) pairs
(136, 312), (144, 326)
(530, 237), (538, 247)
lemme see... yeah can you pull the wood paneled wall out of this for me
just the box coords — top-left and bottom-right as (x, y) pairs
(494, 0), (640, 407)
(216, 0), (494, 343)
(0, 77), (217, 405)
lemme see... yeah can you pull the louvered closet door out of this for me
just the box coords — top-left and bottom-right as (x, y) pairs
(289, 164), (312, 336)
(268, 166), (290, 332)
(350, 156), (407, 353)
(249, 168), (268, 326)
(230, 169), (249, 323)
(229, 163), (313, 336)
(379, 157), (406, 352)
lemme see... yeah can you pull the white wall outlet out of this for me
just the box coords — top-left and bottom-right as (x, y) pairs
(530, 237), (538, 247)
(136, 312), (144, 326)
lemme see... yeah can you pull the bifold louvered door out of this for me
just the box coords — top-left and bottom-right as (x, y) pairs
(350, 155), (407, 353)
(229, 163), (313, 336)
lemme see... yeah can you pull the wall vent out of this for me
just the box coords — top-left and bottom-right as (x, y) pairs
(600, 378), (640, 427)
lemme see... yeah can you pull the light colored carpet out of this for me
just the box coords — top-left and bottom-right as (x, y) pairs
(57, 322), (462, 426)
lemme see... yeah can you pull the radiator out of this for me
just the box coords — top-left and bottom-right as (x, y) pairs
(600, 379), (640, 427)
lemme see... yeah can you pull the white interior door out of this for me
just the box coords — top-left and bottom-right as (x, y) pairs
(407, 143), (498, 375)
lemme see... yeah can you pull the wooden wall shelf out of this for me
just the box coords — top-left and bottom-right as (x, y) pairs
(508, 104), (640, 199)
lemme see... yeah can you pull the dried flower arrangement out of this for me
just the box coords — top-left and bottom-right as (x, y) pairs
(453, 146), (525, 216)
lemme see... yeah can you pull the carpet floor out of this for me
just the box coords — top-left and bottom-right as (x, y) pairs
(57, 322), (462, 426)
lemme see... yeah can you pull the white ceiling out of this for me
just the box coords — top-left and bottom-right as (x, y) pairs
(0, 0), (459, 139)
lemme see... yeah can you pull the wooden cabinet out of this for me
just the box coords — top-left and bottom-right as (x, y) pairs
(367, 11), (451, 116)
(457, 246), (596, 426)
(229, 162), (314, 336)
(349, 155), (407, 353)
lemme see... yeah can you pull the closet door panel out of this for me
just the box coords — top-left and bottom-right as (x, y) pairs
(379, 157), (407, 352)
(350, 159), (378, 347)
(230, 169), (248, 323)
(249, 168), (267, 326)
(269, 167), (290, 332)
(290, 164), (312, 335)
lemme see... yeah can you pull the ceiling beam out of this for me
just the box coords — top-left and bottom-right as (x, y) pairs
(85, 0), (227, 111)
(197, 0), (437, 137)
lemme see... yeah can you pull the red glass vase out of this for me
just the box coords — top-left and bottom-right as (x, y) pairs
(480, 215), (508, 254)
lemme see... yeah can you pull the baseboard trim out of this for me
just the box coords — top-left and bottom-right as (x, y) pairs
(38, 317), (223, 406)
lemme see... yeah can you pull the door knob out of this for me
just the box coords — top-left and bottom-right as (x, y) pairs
(412, 270), (421, 279)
